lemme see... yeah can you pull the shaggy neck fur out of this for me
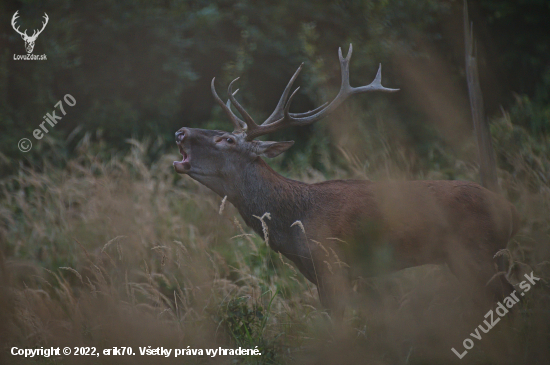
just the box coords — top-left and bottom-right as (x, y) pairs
(224, 158), (312, 244)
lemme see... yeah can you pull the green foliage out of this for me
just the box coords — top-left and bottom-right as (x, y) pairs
(1, 134), (549, 364)
(491, 107), (550, 192)
(1, 0), (548, 179)
(0, 0), (464, 172)
(479, 0), (550, 97)
(1, 1), (549, 364)
(215, 294), (278, 363)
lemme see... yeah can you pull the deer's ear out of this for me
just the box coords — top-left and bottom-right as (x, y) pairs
(255, 141), (294, 158)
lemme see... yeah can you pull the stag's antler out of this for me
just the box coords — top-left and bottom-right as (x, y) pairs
(211, 44), (399, 141)
(211, 78), (247, 132)
(211, 72), (325, 136)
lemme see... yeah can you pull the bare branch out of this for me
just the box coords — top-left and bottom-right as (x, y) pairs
(464, 0), (498, 192)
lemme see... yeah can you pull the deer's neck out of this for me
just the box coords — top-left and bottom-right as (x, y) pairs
(227, 159), (311, 241)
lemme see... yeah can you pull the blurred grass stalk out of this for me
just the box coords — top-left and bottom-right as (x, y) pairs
(0, 122), (549, 364)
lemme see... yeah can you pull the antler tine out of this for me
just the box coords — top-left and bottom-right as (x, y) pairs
(35, 13), (49, 37)
(338, 43), (353, 92)
(240, 65), (327, 140)
(11, 11), (28, 37)
(11, 11), (19, 29)
(225, 89), (247, 130)
(284, 87), (302, 119)
(242, 44), (398, 140)
(227, 78), (260, 133)
(289, 102), (329, 117)
(239, 85), (300, 141)
(211, 78), (246, 133)
(217, 44), (398, 140)
(215, 67), (330, 140)
(281, 44), (399, 127)
(261, 63), (304, 126)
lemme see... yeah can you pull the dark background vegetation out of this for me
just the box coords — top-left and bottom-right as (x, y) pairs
(0, 0), (549, 364)
(0, 0), (548, 173)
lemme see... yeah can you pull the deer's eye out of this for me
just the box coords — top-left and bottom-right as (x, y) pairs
(226, 138), (235, 144)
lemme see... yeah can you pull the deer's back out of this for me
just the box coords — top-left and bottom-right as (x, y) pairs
(305, 179), (517, 274)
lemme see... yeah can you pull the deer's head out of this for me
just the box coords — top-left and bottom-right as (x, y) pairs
(174, 45), (398, 195)
(11, 11), (49, 54)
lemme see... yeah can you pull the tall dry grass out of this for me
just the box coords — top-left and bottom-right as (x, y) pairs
(0, 126), (549, 364)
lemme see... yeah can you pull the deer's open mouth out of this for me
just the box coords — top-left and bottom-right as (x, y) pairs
(173, 146), (191, 173)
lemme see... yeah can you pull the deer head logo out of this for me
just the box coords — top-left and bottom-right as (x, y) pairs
(11, 11), (49, 54)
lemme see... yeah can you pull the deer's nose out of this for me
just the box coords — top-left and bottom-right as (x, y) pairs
(175, 129), (188, 143)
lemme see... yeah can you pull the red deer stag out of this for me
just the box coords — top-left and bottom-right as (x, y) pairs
(173, 45), (518, 316)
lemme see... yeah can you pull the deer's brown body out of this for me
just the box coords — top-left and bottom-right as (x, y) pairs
(191, 154), (517, 312)
(173, 45), (518, 315)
